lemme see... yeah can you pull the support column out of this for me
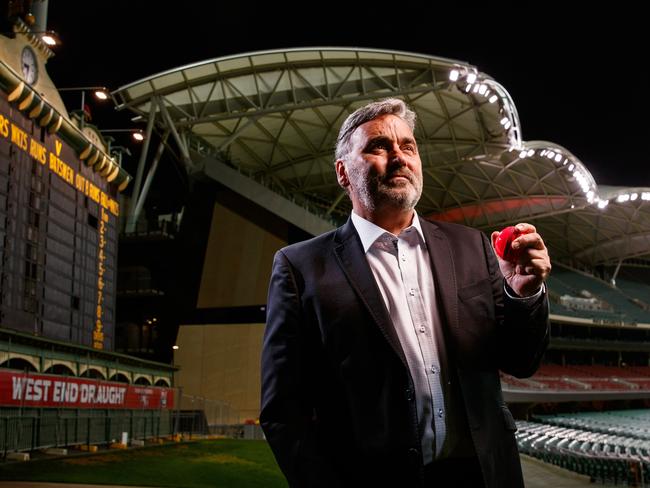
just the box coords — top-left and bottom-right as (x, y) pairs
(126, 98), (158, 233)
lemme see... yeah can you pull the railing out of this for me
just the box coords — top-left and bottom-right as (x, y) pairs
(177, 394), (241, 429)
(0, 407), (175, 456)
(119, 217), (179, 238)
(1, 393), (260, 455)
(173, 394), (263, 440)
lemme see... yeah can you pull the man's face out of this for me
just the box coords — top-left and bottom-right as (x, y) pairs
(337, 114), (423, 214)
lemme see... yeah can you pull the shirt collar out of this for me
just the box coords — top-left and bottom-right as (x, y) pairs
(350, 210), (426, 254)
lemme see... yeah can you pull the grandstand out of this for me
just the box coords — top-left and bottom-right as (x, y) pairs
(501, 263), (650, 402)
(503, 264), (650, 481)
(107, 47), (650, 483)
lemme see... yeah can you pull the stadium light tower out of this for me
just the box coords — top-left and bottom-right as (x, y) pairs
(100, 128), (145, 142)
(98, 129), (144, 165)
(58, 86), (110, 130)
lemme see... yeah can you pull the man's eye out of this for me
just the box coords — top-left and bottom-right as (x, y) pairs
(402, 145), (415, 153)
(369, 142), (389, 152)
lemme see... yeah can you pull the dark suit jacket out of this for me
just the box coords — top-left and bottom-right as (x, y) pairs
(260, 217), (549, 488)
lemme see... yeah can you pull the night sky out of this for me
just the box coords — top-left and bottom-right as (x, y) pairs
(44, 3), (648, 191)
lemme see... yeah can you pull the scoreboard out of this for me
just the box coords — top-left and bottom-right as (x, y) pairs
(0, 87), (126, 351)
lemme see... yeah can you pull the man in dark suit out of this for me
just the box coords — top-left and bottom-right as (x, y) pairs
(261, 98), (551, 487)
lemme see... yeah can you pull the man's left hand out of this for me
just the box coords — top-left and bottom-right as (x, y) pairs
(491, 223), (551, 297)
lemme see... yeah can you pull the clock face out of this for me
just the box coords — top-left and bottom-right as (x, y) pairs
(21, 46), (38, 85)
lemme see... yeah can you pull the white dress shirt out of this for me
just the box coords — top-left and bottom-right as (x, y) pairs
(351, 211), (446, 464)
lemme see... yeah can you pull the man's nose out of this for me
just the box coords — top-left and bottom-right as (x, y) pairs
(388, 149), (406, 168)
(388, 147), (407, 167)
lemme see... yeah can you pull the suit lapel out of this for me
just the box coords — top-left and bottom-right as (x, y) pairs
(420, 219), (459, 386)
(333, 219), (408, 367)
(421, 220), (459, 332)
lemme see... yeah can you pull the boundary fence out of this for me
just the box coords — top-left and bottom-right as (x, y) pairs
(0, 392), (265, 456)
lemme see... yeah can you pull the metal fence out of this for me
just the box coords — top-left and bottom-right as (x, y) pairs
(178, 394), (240, 428)
(1, 393), (260, 455)
(174, 394), (264, 440)
(0, 407), (175, 456)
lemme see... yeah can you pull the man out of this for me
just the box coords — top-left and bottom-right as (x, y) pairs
(260, 98), (551, 487)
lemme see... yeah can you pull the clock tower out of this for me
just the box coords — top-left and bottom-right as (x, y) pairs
(0, 16), (68, 119)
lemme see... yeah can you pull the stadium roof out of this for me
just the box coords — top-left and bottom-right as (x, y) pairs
(112, 47), (650, 269)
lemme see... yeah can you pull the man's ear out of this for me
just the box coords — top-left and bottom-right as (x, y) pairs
(335, 159), (349, 188)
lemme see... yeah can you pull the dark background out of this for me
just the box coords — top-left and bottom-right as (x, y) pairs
(45, 3), (647, 191)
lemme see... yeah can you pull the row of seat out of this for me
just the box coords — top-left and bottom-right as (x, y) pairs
(501, 365), (650, 392)
(548, 268), (650, 324)
(517, 416), (650, 484)
(536, 410), (650, 440)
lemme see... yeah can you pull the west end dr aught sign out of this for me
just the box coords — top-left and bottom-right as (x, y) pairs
(0, 370), (174, 410)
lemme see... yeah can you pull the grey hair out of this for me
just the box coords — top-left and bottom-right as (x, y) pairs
(334, 98), (417, 161)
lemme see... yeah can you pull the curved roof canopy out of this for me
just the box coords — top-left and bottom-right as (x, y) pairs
(113, 47), (650, 268)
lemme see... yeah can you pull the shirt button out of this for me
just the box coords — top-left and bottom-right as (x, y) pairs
(409, 289), (415, 296)
(419, 326), (426, 333)
(438, 408), (444, 418)
(431, 365), (437, 373)
(401, 255), (406, 261)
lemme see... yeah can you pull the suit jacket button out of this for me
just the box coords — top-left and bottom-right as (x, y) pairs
(405, 388), (414, 401)
(407, 448), (420, 464)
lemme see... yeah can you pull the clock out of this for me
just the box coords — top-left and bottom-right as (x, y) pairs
(21, 46), (38, 85)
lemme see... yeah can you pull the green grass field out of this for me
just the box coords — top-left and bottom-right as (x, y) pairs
(0, 439), (288, 488)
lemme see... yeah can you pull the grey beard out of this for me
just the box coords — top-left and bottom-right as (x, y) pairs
(352, 172), (421, 213)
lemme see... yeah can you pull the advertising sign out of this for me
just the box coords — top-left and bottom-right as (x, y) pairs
(0, 370), (174, 410)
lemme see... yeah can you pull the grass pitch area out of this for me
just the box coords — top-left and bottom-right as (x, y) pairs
(0, 439), (288, 488)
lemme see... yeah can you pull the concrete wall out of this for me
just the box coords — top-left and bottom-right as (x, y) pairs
(174, 323), (264, 423)
(175, 194), (288, 423)
(197, 201), (285, 308)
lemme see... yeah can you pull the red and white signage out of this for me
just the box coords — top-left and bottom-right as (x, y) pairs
(0, 370), (174, 410)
